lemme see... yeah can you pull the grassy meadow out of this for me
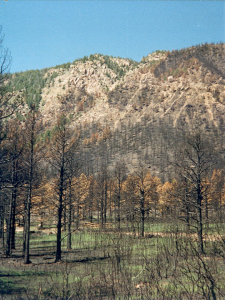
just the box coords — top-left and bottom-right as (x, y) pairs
(1, 219), (225, 299)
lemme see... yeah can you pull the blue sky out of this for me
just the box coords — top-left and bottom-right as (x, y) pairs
(1, 1), (224, 73)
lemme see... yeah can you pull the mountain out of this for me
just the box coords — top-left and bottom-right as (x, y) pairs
(8, 43), (225, 181)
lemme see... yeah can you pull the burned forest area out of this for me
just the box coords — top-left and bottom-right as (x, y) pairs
(1, 40), (225, 299)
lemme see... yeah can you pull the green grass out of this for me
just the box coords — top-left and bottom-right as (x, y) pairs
(30, 233), (56, 245)
(1, 220), (225, 299)
(0, 267), (50, 297)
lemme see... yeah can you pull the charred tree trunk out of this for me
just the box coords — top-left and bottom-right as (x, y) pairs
(185, 204), (190, 231)
(140, 188), (145, 237)
(117, 194), (120, 230)
(0, 203), (3, 240)
(5, 194), (12, 256)
(24, 109), (35, 265)
(101, 189), (104, 227)
(24, 192), (31, 264)
(184, 179), (190, 232)
(197, 181), (204, 254)
(76, 195), (80, 230)
(11, 160), (18, 250)
(55, 166), (64, 262)
(67, 182), (72, 250)
(11, 192), (16, 249)
(104, 180), (107, 224)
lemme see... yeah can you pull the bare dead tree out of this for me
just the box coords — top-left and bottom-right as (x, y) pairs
(0, 26), (22, 251)
(49, 113), (77, 262)
(176, 132), (216, 254)
(3, 119), (25, 256)
(113, 160), (127, 230)
(23, 106), (43, 264)
(96, 161), (109, 227)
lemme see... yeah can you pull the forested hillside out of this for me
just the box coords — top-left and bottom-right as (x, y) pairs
(5, 43), (225, 179)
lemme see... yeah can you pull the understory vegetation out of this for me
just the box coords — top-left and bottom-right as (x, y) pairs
(1, 219), (225, 299)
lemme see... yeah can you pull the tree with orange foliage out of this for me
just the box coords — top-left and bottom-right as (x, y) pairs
(144, 172), (162, 218)
(161, 179), (195, 226)
(123, 174), (139, 222)
(135, 165), (162, 237)
(77, 173), (90, 223)
(160, 181), (176, 214)
(86, 175), (95, 223)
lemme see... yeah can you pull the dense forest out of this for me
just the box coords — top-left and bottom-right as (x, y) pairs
(1, 25), (225, 298)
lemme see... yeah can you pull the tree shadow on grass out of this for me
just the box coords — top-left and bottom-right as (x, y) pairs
(0, 278), (26, 296)
(65, 255), (110, 263)
(0, 271), (49, 296)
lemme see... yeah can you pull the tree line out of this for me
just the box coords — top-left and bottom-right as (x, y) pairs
(0, 108), (224, 264)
